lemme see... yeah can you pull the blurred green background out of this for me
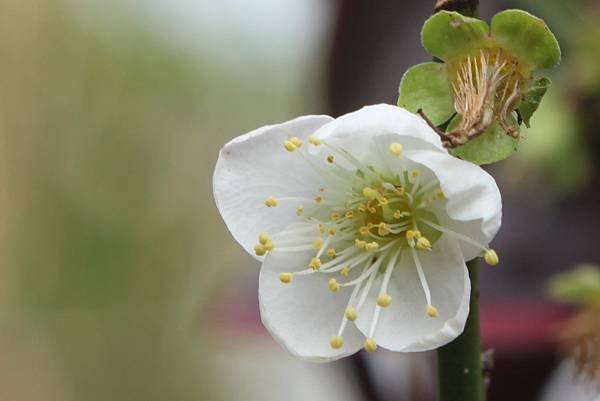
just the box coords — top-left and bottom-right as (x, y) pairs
(2, 1), (599, 401)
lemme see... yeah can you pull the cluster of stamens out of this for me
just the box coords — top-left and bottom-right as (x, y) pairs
(444, 48), (524, 147)
(254, 135), (499, 352)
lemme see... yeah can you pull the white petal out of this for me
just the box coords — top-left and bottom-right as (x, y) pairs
(259, 249), (364, 362)
(403, 149), (502, 260)
(213, 115), (333, 259)
(355, 236), (470, 352)
(311, 104), (445, 164)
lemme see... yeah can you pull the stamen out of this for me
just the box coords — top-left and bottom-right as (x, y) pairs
(330, 335), (344, 349)
(421, 219), (489, 252)
(410, 247), (437, 317)
(296, 205), (304, 216)
(279, 273), (293, 284)
(389, 142), (403, 156)
(368, 251), (400, 339)
(363, 338), (377, 353)
(328, 278), (340, 293)
(308, 135), (322, 146)
(484, 249), (499, 266)
(264, 197), (278, 207)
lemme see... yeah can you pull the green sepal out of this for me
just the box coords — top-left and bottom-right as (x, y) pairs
(398, 62), (455, 126)
(448, 115), (519, 165)
(518, 77), (551, 128)
(421, 11), (489, 62)
(491, 9), (561, 70)
(547, 265), (600, 305)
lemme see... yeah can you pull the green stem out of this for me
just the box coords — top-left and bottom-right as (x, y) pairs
(437, 260), (485, 401)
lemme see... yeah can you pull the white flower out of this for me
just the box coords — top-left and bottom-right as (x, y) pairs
(213, 104), (501, 362)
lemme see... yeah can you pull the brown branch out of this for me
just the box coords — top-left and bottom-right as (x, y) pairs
(434, 0), (479, 16)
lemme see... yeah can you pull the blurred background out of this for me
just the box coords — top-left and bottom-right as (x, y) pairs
(1, 0), (598, 400)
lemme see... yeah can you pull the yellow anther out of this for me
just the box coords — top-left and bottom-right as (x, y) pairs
(313, 238), (323, 250)
(327, 155), (335, 164)
(258, 233), (271, 245)
(395, 186), (405, 195)
(364, 338), (377, 353)
(290, 137), (303, 148)
(309, 257), (322, 270)
(426, 304), (439, 318)
(345, 210), (354, 219)
(393, 209), (402, 219)
(279, 273), (293, 284)
(379, 197), (389, 205)
(327, 248), (337, 258)
(327, 227), (336, 236)
(411, 170), (420, 178)
(359, 226), (370, 237)
(414, 230), (422, 238)
(389, 142), (403, 156)
(362, 187), (378, 199)
(284, 140), (297, 152)
(406, 230), (416, 239)
(416, 236), (432, 251)
(340, 266), (350, 277)
(263, 241), (275, 251)
(357, 204), (367, 213)
(484, 249), (499, 266)
(296, 205), (304, 216)
(435, 188), (445, 200)
(308, 135), (322, 146)
(368, 206), (377, 214)
(264, 197), (278, 207)
(319, 224), (325, 234)
(254, 244), (266, 256)
(345, 307), (358, 321)
(377, 294), (392, 307)
(331, 212), (341, 221)
(378, 223), (390, 236)
(328, 278), (340, 293)
(367, 222), (374, 229)
(330, 335), (344, 349)
(355, 239), (366, 249)
(314, 195), (322, 204)
(365, 242), (379, 252)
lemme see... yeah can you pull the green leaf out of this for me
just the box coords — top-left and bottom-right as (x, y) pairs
(398, 62), (455, 126)
(491, 9), (561, 70)
(421, 11), (489, 61)
(518, 77), (551, 128)
(448, 115), (519, 165)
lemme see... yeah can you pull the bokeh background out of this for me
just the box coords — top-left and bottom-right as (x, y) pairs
(1, 1), (598, 400)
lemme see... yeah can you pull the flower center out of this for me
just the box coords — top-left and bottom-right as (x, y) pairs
(255, 136), (498, 352)
(447, 48), (524, 147)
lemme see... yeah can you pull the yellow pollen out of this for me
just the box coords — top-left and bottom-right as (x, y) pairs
(327, 227), (336, 236)
(395, 186), (405, 195)
(313, 238), (324, 250)
(377, 294), (392, 307)
(366, 222), (374, 229)
(327, 155), (335, 164)
(309, 257), (322, 270)
(264, 197), (278, 207)
(254, 244), (266, 256)
(345, 307), (358, 321)
(279, 273), (293, 284)
(357, 204), (367, 213)
(289, 137), (302, 148)
(378, 223), (390, 236)
(368, 206), (377, 214)
(355, 239), (366, 249)
(416, 236), (432, 251)
(327, 248), (337, 258)
(296, 205), (304, 216)
(330, 335), (344, 349)
(340, 266), (350, 277)
(427, 305), (439, 318)
(406, 230), (416, 239)
(435, 188), (445, 200)
(365, 242), (379, 252)
(362, 187), (378, 199)
(389, 142), (403, 156)
(379, 197), (389, 205)
(258, 233), (271, 245)
(359, 226), (370, 237)
(345, 210), (354, 219)
(263, 241), (274, 251)
(319, 224), (325, 234)
(411, 170), (420, 178)
(314, 195), (322, 204)
(283, 140), (297, 152)
(393, 210), (402, 219)
(328, 278), (340, 292)
(484, 249), (499, 266)
(364, 338), (377, 353)
(308, 135), (322, 146)
(331, 212), (340, 221)
(414, 230), (422, 238)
